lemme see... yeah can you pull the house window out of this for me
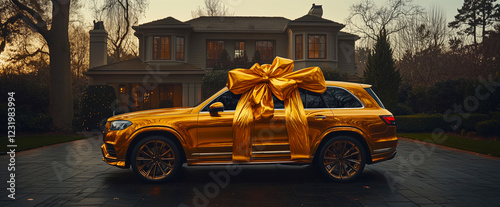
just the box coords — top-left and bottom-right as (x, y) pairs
(295, 34), (303, 59)
(176, 36), (185, 61)
(207, 40), (225, 68)
(308, 34), (326, 59)
(235, 41), (245, 58)
(256, 41), (274, 63)
(153, 36), (171, 60)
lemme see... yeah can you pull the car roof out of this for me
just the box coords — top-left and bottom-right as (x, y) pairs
(325, 81), (371, 88)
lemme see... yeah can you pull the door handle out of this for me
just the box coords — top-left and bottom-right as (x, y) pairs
(314, 115), (326, 120)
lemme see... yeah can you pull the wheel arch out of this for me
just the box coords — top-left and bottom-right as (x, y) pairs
(125, 127), (189, 167)
(313, 127), (374, 164)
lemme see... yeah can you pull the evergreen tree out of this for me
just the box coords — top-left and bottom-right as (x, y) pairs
(251, 50), (262, 65)
(364, 29), (401, 112)
(449, 0), (500, 44)
(214, 49), (232, 70)
(233, 50), (250, 68)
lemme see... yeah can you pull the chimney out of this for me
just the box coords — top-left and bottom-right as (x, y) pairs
(308, 4), (323, 18)
(89, 21), (107, 68)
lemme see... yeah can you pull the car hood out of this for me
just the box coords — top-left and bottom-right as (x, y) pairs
(107, 107), (193, 121)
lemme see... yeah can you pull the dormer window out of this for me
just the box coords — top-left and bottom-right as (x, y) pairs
(153, 36), (171, 60)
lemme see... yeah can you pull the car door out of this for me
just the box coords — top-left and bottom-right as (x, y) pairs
(196, 90), (241, 161)
(303, 89), (335, 151)
(252, 95), (290, 159)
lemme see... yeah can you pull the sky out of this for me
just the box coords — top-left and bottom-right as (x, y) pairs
(136, 0), (463, 26)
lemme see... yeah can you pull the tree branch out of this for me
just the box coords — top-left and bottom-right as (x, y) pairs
(11, 0), (49, 38)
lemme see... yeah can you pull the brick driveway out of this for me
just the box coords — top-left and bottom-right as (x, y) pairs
(1, 136), (500, 206)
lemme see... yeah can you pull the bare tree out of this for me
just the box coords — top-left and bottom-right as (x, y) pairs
(4, 0), (74, 130)
(191, 0), (233, 18)
(396, 6), (448, 55)
(345, 0), (423, 48)
(426, 6), (448, 48)
(92, 0), (148, 63)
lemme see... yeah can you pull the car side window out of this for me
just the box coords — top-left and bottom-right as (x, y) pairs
(306, 90), (328, 108)
(323, 87), (363, 108)
(272, 94), (285, 109)
(202, 91), (241, 111)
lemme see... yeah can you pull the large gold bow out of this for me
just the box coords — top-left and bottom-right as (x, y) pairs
(227, 57), (326, 161)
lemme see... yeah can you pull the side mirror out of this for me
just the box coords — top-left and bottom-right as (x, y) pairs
(209, 102), (224, 116)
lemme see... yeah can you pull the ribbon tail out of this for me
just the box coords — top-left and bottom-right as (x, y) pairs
(285, 90), (310, 160)
(232, 92), (254, 162)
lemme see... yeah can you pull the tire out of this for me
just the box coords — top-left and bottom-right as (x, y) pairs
(315, 136), (366, 182)
(131, 136), (182, 183)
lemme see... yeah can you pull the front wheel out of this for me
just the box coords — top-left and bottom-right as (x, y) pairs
(315, 136), (366, 182)
(131, 136), (182, 183)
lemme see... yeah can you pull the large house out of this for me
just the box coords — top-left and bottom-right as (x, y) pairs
(85, 4), (359, 112)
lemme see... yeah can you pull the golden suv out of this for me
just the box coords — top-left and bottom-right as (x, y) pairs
(101, 81), (397, 183)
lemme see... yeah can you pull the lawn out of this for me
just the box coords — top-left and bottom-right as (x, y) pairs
(398, 133), (500, 157)
(1, 134), (87, 154)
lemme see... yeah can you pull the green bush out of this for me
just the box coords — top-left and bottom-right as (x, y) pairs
(395, 114), (446, 132)
(202, 70), (229, 99)
(475, 119), (500, 136)
(80, 85), (117, 131)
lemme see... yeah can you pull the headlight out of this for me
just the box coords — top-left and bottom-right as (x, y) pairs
(110, 120), (132, 131)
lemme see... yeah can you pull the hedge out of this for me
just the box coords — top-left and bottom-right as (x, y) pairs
(476, 119), (500, 136)
(396, 113), (493, 133)
(395, 114), (446, 132)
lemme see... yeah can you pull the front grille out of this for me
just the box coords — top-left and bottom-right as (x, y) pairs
(106, 143), (116, 157)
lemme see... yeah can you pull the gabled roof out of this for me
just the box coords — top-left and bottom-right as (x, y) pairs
(288, 15), (345, 28)
(134, 17), (192, 29)
(185, 16), (290, 33)
(85, 58), (205, 75)
(338, 31), (360, 41)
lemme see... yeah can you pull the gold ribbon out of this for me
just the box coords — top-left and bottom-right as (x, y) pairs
(227, 57), (326, 161)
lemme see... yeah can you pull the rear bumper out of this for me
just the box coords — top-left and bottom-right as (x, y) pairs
(101, 144), (127, 168)
(369, 149), (397, 164)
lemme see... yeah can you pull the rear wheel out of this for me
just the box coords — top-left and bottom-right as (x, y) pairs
(131, 136), (182, 183)
(316, 136), (366, 182)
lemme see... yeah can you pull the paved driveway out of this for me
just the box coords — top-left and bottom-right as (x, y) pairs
(1, 136), (500, 207)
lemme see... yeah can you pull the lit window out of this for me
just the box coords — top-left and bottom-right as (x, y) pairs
(235, 41), (245, 58)
(295, 34), (303, 59)
(153, 36), (171, 60)
(256, 41), (274, 64)
(308, 35), (326, 59)
(176, 36), (185, 61)
(206, 40), (224, 68)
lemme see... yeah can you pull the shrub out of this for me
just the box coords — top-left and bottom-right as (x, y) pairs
(395, 114), (445, 132)
(202, 70), (229, 99)
(0, 74), (51, 133)
(475, 119), (500, 136)
(393, 103), (413, 115)
(80, 85), (117, 131)
(323, 69), (344, 81)
(460, 113), (490, 132)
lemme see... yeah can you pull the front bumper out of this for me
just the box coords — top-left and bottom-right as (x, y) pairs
(101, 144), (127, 168)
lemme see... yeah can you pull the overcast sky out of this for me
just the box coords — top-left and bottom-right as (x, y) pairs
(136, 0), (463, 25)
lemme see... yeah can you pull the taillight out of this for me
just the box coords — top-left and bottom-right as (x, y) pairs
(380, 115), (396, 125)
